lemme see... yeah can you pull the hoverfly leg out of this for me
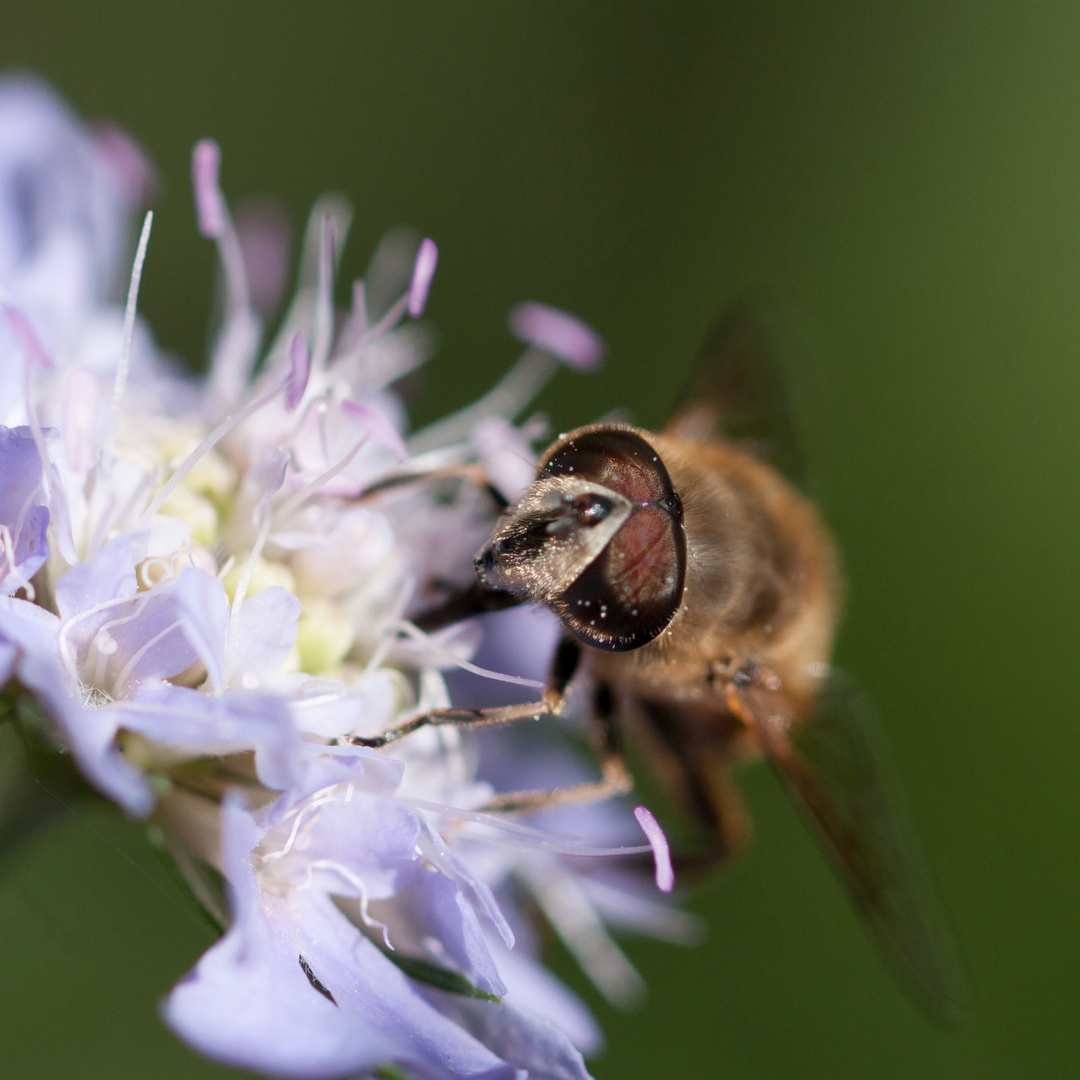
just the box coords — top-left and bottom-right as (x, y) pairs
(636, 697), (750, 872)
(340, 632), (581, 751)
(340, 695), (566, 749)
(545, 634), (581, 710)
(481, 647), (633, 814)
(589, 680), (633, 794)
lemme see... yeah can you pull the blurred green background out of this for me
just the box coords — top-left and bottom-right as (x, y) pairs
(0, 2), (1075, 1077)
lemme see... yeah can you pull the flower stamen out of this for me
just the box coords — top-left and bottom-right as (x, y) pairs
(58, 592), (151, 685)
(301, 858), (394, 950)
(272, 433), (369, 526)
(395, 621), (545, 691)
(141, 367), (294, 522)
(106, 210), (154, 456)
(633, 805), (674, 893)
(517, 858), (646, 1008)
(261, 793), (340, 862)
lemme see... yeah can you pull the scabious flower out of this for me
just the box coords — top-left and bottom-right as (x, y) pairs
(0, 75), (699, 1080)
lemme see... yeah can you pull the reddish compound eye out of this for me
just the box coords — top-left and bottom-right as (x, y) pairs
(541, 426), (686, 651)
(474, 425), (686, 651)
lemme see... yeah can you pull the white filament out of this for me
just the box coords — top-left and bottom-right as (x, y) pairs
(107, 211), (153, 455)
(396, 621), (545, 690)
(141, 372), (288, 522)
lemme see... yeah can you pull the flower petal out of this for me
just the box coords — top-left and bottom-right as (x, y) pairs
(54, 532), (137, 621)
(172, 566), (230, 693)
(166, 798), (522, 1080)
(419, 820), (515, 951)
(427, 990), (593, 1080)
(0, 426), (50, 595)
(0, 596), (152, 814)
(228, 584), (301, 687)
(118, 683), (304, 793)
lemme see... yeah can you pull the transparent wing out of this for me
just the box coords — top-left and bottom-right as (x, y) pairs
(736, 670), (969, 1021)
(664, 306), (805, 486)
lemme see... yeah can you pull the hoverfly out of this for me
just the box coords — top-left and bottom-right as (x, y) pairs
(349, 311), (966, 1019)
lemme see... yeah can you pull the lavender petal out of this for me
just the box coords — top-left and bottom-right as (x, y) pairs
(0, 426), (50, 595)
(166, 798), (521, 1080)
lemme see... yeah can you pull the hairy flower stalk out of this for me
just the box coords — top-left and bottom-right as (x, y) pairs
(0, 76), (699, 1080)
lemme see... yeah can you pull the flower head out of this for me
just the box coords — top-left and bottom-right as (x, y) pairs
(0, 75), (699, 1079)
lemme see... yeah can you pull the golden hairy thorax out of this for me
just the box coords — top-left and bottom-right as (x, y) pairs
(589, 430), (841, 724)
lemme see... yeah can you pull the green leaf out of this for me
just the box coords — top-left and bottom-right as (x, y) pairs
(381, 950), (501, 1002)
(0, 719), (95, 869)
(373, 1065), (415, 1080)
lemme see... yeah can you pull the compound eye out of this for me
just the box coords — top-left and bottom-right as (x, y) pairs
(555, 500), (685, 651)
(535, 426), (687, 652)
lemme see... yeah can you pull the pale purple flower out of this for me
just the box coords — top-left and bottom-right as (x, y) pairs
(0, 425), (50, 594)
(0, 75), (700, 1080)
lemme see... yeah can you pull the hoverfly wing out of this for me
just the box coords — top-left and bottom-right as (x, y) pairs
(665, 307), (806, 486)
(737, 670), (969, 1021)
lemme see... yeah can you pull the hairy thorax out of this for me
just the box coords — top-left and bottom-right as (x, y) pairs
(589, 432), (840, 725)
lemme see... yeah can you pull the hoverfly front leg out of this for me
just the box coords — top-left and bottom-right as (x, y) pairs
(338, 633), (581, 750)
